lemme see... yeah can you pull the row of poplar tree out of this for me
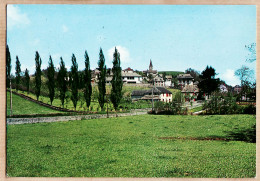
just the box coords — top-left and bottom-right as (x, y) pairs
(6, 45), (123, 111)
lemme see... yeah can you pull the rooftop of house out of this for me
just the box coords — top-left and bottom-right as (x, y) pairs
(165, 75), (172, 79)
(124, 67), (134, 71)
(154, 76), (164, 81)
(181, 85), (199, 93)
(234, 85), (241, 88)
(143, 69), (158, 74)
(177, 74), (193, 79)
(131, 87), (172, 96)
(122, 72), (142, 77)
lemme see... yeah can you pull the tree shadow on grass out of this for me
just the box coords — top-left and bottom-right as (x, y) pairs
(224, 124), (256, 143)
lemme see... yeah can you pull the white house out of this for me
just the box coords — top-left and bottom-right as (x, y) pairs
(177, 74), (194, 89)
(219, 84), (228, 93)
(122, 67), (142, 84)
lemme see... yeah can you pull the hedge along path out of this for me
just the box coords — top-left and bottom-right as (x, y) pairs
(7, 110), (148, 125)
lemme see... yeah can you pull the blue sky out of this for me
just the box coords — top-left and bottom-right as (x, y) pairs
(7, 5), (256, 86)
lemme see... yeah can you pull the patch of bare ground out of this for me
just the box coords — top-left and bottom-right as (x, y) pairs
(158, 137), (228, 141)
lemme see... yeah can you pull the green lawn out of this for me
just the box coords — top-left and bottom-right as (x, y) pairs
(6, 91), (63, 116)
(6, 114), (255, 177)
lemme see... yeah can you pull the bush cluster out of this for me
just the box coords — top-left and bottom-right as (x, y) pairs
(203, 94), (255, 115)
(150, 101), (188, 115)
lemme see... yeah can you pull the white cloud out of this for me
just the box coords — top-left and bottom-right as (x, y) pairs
(62, 25), (68, 33)
(7, 5), (30, 28)
(221, 69), (240, 86)
(107, 46), (132, 64)
(30, 38), (40, 46)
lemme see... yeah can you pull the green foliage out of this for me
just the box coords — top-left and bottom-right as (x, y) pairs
(198, 66), (220, 97)
(245, 42), (256, 62)
(15, 56), (21, 91)
(185, 68), (200, 82)
(6, 45), (12, 87)
(57, 57), (67, 107)
(111, 47), (123, 111)
(97, 48), (106, 110)
(47, 56), (55, 105)
(84, 51), (92, 108)
(6, 115), (255, 177)
(35, 51), (42, 101)
(24, 69), (30, 93)
(70, 54), (79, 110)
(158, 71), (184, 77)
(203, 93), (256, 115)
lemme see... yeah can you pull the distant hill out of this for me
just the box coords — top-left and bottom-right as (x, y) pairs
(158, 71), (184, 77)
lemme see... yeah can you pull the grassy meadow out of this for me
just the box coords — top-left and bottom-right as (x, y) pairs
(6, 114), (255, 177)
(6, 91), (62, 116)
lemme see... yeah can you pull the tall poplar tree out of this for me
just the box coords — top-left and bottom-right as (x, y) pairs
(98, 48), (106, 111)
(47, 56), (55, 105)
(111, 47), (123, 111)
(84, 50), (92, 109)
(6, 45), (12, 87)
(70, 54), (79, 110)
(15, 56), (21, 91)
(24, 68), (30, 94)
(35, 51), (42, 101)
(57, 57), (67, 108)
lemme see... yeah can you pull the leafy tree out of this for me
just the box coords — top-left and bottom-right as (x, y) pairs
(70, 54), (79, 110)
(15, 56), (21, 91)
(148, 73), (153, 82)
(24, 68), (30, 94)
(35, 51), (42, 101)
(84, 51), (92, 109)
(162, 72), (166, 81)
(57, 57), (67, 107)
(6, 45), (12, 87)
(111, 47), (123, 111)
(235, 65), (254, 86)
(185, 68), (200, 82)
(245, 43), (256, 62)
(235, 65), (254, 100)
(198, 66), (220, 98)
(97, 48), (106, 110)
(47, 56), (55, 105)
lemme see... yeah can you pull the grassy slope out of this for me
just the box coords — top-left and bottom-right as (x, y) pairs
(7, 114), (255, 177)
(6, 92), (62, 116)
(12, 86), (179, 112)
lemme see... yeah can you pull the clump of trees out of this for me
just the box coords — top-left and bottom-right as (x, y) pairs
(202, 93), (255, 115)
(198, 66), (220, 99)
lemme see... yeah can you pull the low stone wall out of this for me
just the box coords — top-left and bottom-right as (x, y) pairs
(7, 110), (148, 125)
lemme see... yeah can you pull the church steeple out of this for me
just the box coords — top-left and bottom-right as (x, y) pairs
(149, 59), (153, 71)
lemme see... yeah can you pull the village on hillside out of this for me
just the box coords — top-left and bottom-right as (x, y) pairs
(89, 59), (255, 103)
(5, 4), (256, 179)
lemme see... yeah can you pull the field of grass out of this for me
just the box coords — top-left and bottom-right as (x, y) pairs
(6, 114), (255, 177)
(6, 92), (62, 116)
(190, 106), (203, 113)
